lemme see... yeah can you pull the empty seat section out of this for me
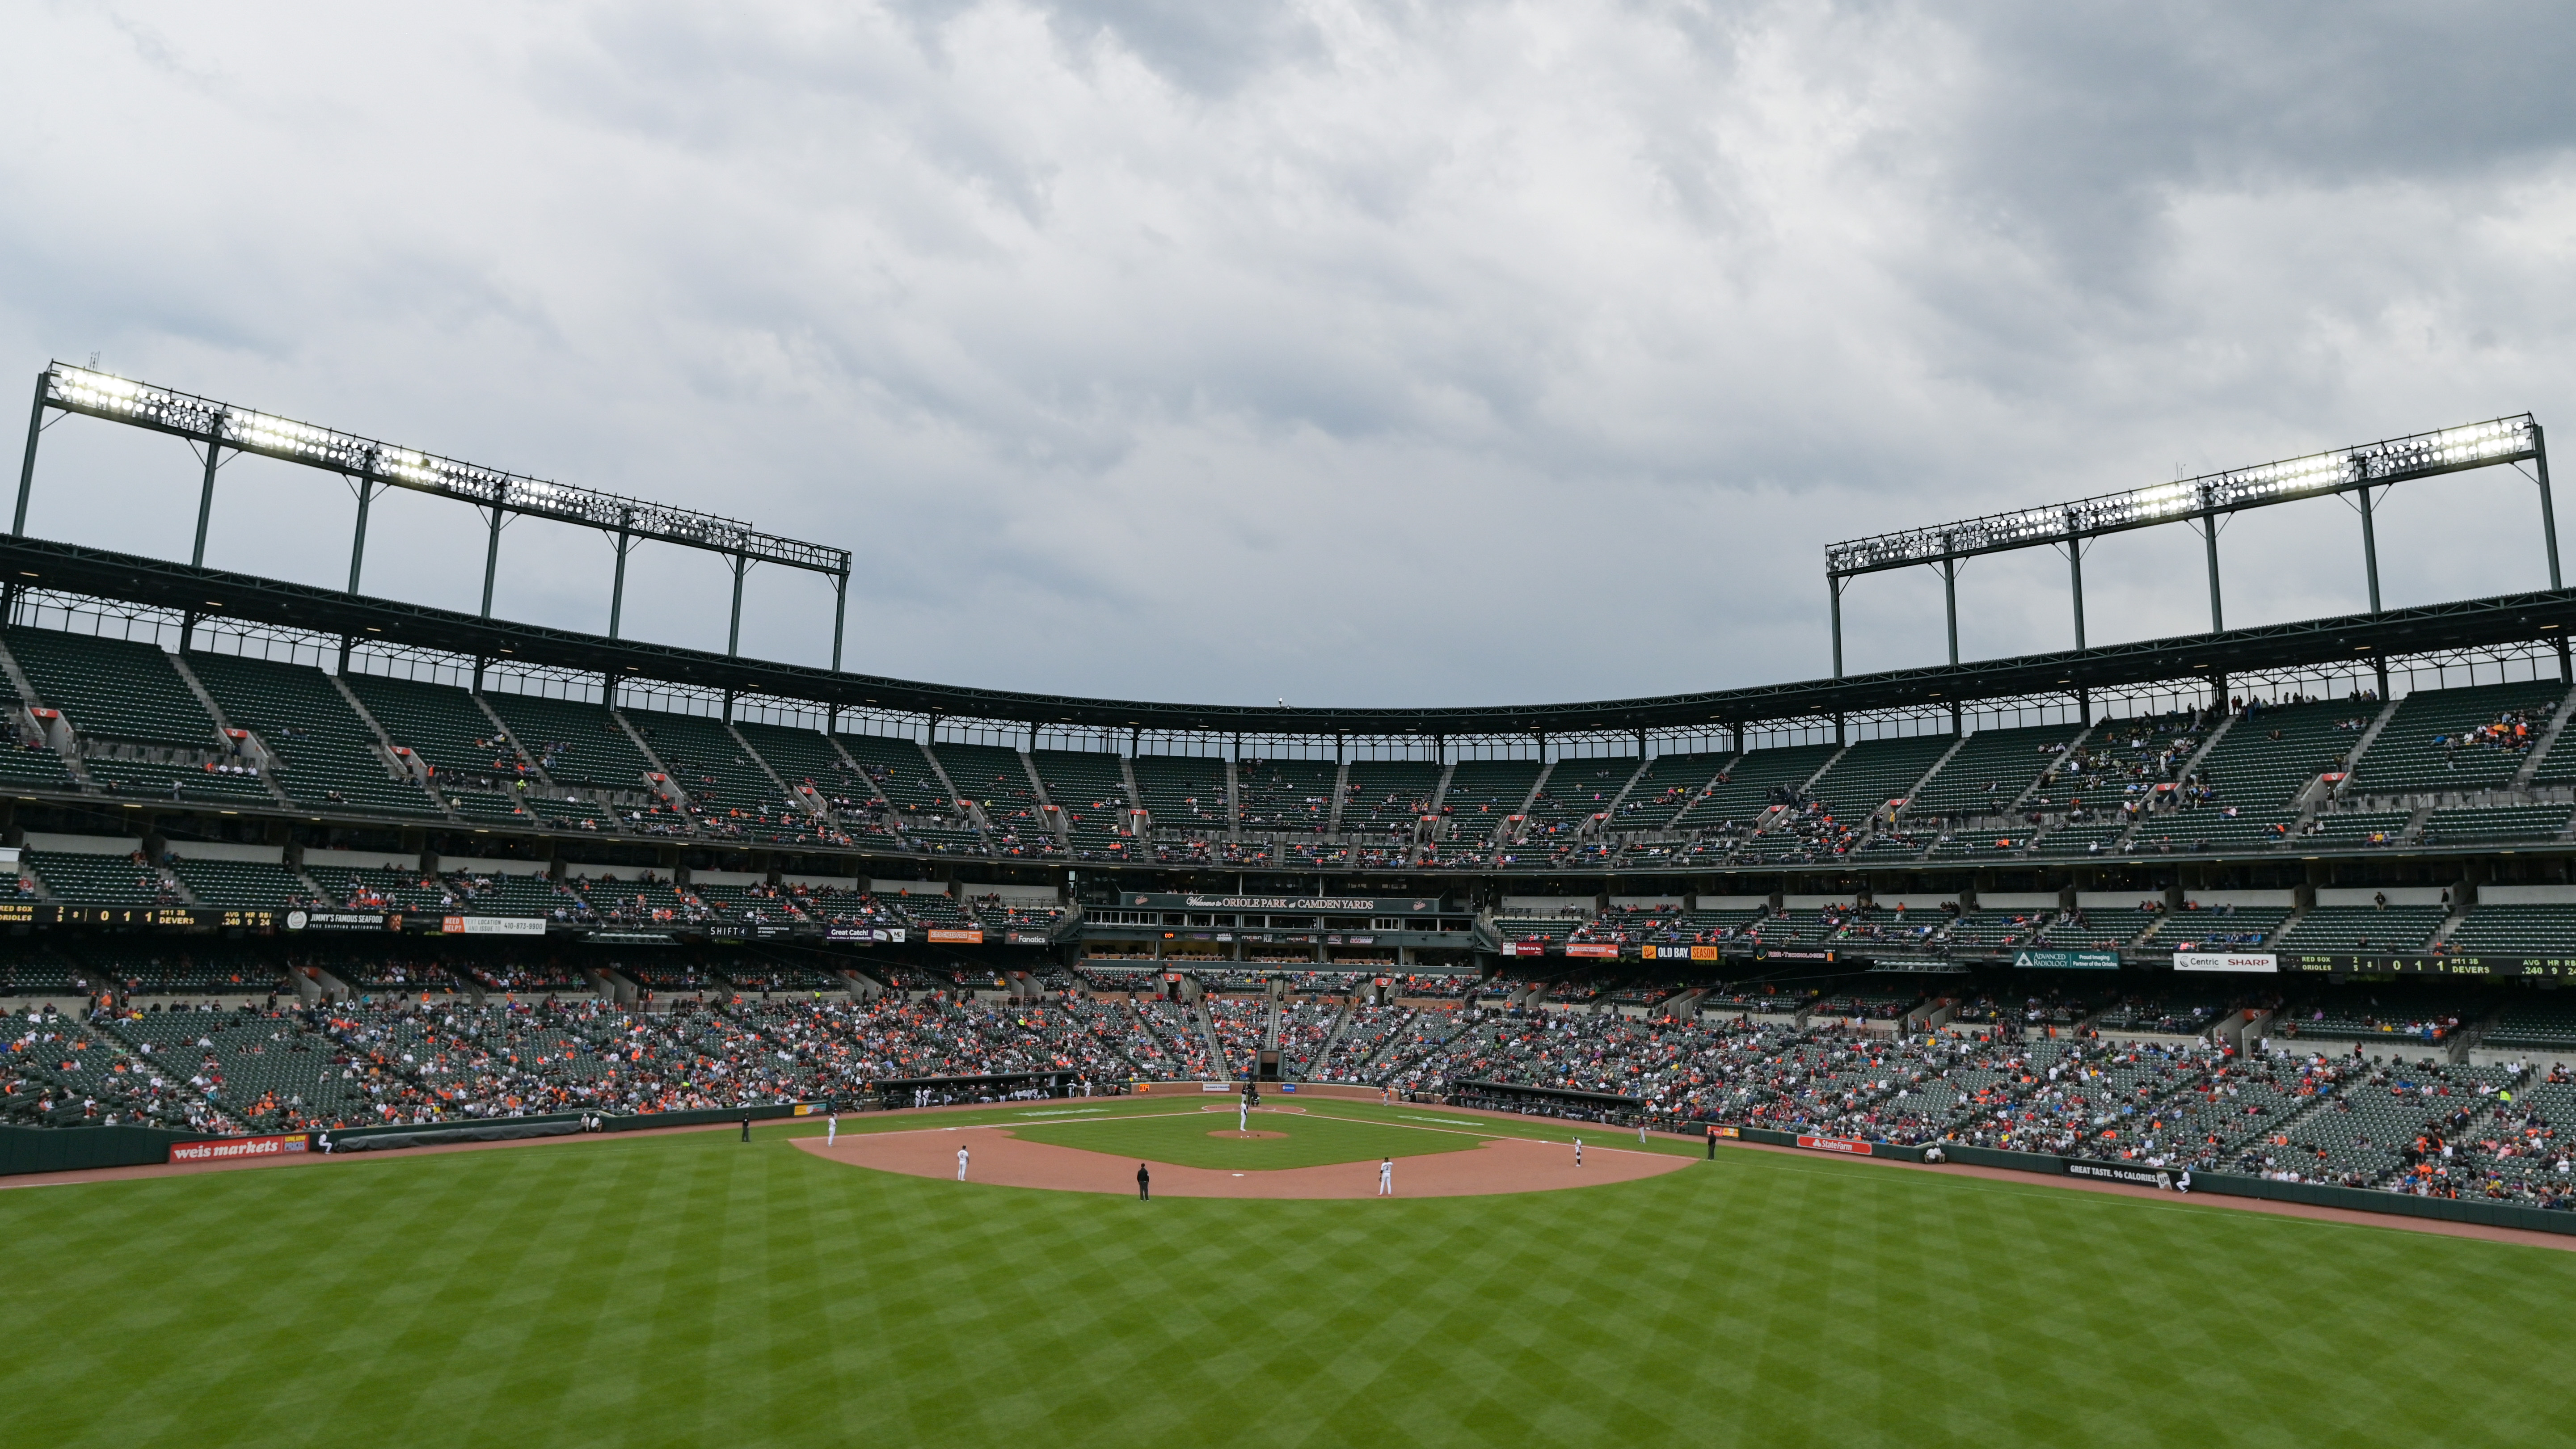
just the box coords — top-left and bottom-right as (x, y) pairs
(185, 652), (443, 815)
(168, 856), (314, 909)
(2445, 904), (2576, 955)
(832, 733), (953, 813)
(25, 850), (174, 906)
(1523, 758), (1636, 839)
(1670, 743), (1836, 831)
(623, 707), (814, 845)
(1029, 748), (1134, 859)
(1807, 735), (1955, 823)
(2273, 906), (2445, 951)
(1341, 758), (1443, 835)
(735, 722), (888, 828)
(1906, 723), (2080, 818)
(1131, 753), (1232, 833)
(1615, 751), (1734, 828)
(481, 691), (653, 791)
(1432, 759), (1541, 843)
(5, 628), (213, 746)
(2305, 809), (2414, 846)
(304, 865), (453, 912)
(2416, 805), (2572, 845)
(1237, 757), (1345, 833)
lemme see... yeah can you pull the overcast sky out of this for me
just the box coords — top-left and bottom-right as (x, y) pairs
(5, 2), (2574, 712)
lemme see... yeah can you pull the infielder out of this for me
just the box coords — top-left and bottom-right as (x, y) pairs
(1637, 1121), (1646, 1145)
(1377, 1156), (1393, 1196)
(1238, 1099), (1249, 1134)
(826, 1111), (838, 1146)
(1574, 1137), (1583, 1167)
(957, 1144), (970, 1182)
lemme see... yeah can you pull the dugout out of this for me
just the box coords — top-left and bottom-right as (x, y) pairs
(1451, 1079), (1641, 1126)
(877, 1070), (1095, 1107)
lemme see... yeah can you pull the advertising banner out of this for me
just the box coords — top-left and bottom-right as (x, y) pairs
(926, 928), (984, 944)
(169, 1133), (308, 1164)
(1707, 1125), (1741, 1139)
(2175, 951), (2278, 973)
(1794, 1135), (1874, 1156)
(1122, 893), (1442, 914)
(441, 916), (547, 936)
(2013, 950), (2121, 970)
(1501, 942), (1545, 957)
(2065, 1158), (2185, 1189)
(1565, 944), (1619, 958)
(284, 910), (391, 933)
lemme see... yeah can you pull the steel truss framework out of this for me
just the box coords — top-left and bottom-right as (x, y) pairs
(7, 535), (2576, 775)
(13, 362), (854, 666)
(1821, 414), (2559, 679)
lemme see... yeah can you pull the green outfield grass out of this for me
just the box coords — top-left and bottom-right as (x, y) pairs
(1008, 1106), (1491, 1167)
(2, 1101), (2569, 1448)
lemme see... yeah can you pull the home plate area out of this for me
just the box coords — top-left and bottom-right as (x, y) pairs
(795, 1109), (1689, 1199)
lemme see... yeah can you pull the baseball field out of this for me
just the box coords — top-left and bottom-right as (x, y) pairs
(2, 1096), (2566, 1447)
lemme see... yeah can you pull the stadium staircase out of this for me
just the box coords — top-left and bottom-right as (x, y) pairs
(326, 673), (460, 823)
(469, 695), (559, 791)
(1117, 754), (1145, 829)
(608, 708), (696, 830)
(1015, 749), (1071, 846)
(1325, 759), (1352, 834)
(2002, 722), (2097, 817)
(1429, 759), (1458, 814)
(2108, 712), (2237, 851)
(165, 654), (297, 810)
(2511, 682), (2576, 790)
(724, 720), (830, 826)
(1896, 733), (1973, 817)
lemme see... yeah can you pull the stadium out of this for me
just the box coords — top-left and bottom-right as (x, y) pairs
(6, 359), (2576, 1442)
(13, 12), (2576, 1446)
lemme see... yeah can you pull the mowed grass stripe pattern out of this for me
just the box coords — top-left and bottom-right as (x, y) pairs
(0, 1109), (2564, 1447)
(1008, 1109), (1490, 1168)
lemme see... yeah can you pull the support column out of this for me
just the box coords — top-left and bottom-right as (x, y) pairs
(1941, 539), (1959, 665)
(607, 521), (634, 639)
(831, 568), (849, 672)
(346, 473), (379, 594)
(2357, 482), (2382, 614)
(2537, 424), (2563, 590)
(191, 419), (226, 568)
(2201, 504), (2224, 633)
(1828, 575), (1845, 678)
(727, 553), (747, 657)
(2066, 521), (2087, 650)
(480, 505), (503, 618)
(14, 372), (46, 536)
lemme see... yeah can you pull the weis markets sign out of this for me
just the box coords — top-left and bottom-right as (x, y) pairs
(2175, 951), (2278, 973)
(169, 1133), (308, 1164)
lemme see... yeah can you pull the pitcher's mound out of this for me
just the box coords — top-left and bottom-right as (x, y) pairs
(1209, 1129), (1287, 1140)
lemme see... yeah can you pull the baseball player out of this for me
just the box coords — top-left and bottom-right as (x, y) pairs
(1137, 1162), (1151, 1201)
(1574, 1137), (1583, 1167)
(1637, 1121), (1646, 1146)
(826, 1111), (838, 1146)
(1377, 1156), (1393, 1196)
(957, 1144), (970, 1182)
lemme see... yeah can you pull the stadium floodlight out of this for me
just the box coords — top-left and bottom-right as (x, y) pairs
(1818, 414), (2555, 684)
(1825, 415), (2539, 577)
(16, 361), (856, 671)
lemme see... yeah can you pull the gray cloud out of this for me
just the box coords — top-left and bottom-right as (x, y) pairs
(0, 1), (2572, 715)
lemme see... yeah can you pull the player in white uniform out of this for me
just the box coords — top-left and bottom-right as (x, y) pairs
(957, 1145), (970, 1181)
(1378, 1156), (1393, 1196)
(826, 1111), (838, 1146)
(1574, 1137), (1583, 1167)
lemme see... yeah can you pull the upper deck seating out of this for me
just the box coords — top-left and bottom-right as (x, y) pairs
(186, 652), (443, 816)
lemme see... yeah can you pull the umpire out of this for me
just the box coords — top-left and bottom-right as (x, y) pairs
(1137, 1162), (1151, 1201)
